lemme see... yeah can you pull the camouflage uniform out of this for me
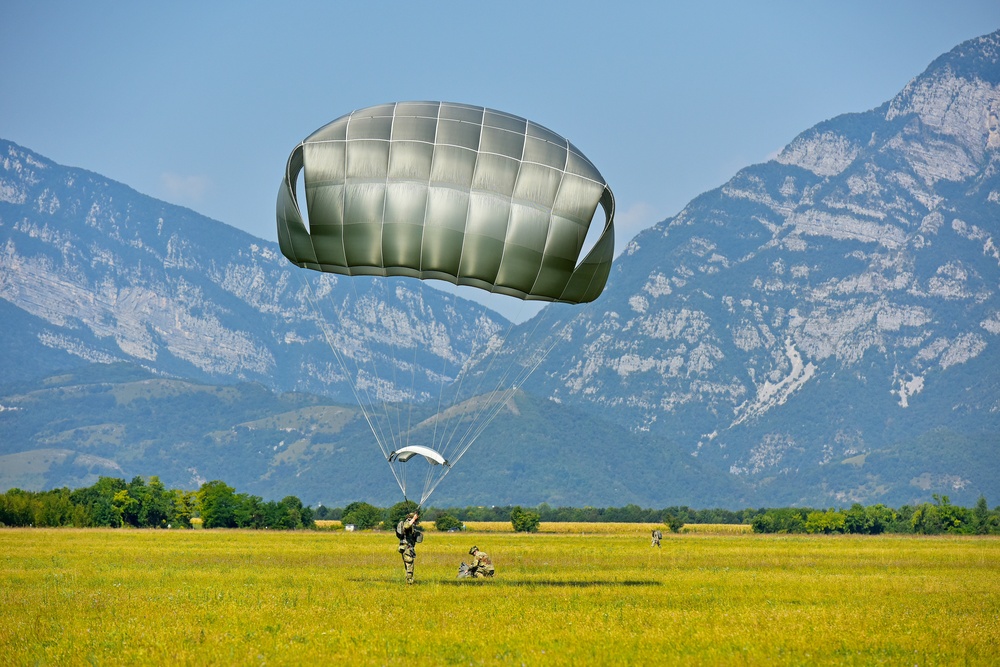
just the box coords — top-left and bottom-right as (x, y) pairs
(397, 513), (421, 584)
(467, 547), (495, 578)
(651, 529), (662, 547)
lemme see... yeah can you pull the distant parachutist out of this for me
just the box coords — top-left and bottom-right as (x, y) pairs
(388, 445), (450, 467)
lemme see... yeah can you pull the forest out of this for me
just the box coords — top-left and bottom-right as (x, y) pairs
(0, 477), (313, 530)
(2, 476), (999, 535)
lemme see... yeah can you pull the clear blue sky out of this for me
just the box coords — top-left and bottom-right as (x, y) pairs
(2, 2), (998, 319)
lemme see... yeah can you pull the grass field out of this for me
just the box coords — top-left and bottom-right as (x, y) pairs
(1, 527), (997, 665)
(314, 521), (753, 534)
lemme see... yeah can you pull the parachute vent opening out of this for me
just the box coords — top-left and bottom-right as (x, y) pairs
(575, 212), (599, 268)
(575, 187), (613, 271)
(294, 164), (310, 232)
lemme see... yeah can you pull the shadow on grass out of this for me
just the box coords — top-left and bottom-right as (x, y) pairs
(440, 579), (663, 587)
(351, 578), (662, 587)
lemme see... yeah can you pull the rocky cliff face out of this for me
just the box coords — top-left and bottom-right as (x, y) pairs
(523, 31), (1000, 505)
(0, 142), (504, 402)
(2, 32), (998, 507)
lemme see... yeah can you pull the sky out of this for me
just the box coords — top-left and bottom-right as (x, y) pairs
(2, 1), (999, 320)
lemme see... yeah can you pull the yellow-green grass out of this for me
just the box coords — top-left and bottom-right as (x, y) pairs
(317, 521), (752, 534)
(1, 529), (997, 665)
(462, 521), (752, 534)
(680, 523), (753, 534)
(304, 520), (666, 533)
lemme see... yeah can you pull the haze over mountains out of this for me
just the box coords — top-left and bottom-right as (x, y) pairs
(2, 32), (999, 508)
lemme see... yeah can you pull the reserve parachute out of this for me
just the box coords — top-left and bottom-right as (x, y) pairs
(388, 445), (449, 467)
(277, 101), (615, 504)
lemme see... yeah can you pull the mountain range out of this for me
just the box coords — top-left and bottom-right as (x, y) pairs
(2, 31), (999, 508)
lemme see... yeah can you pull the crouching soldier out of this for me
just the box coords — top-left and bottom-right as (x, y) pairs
(396, 511), (422, 584)
(651, 529), (662, 547)
(466, 545), (495, 578)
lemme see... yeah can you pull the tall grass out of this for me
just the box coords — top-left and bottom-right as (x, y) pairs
(315, 520), (753, 534)
(1, 529), (997, 665)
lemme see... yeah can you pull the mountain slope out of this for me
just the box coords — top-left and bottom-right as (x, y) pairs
(0, 363), (748, 508)
(0, 141), (505, 403)
(521, 31), (1000, 506)
(3, 32), (1000, 508)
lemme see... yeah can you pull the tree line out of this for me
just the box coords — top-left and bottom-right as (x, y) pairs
(316, 502), (745, 528)
(749, 495), (1000, 535)
(0, 477), (313, 529)
(2, 477), (998, 535)
(320, 497), (1000, 535)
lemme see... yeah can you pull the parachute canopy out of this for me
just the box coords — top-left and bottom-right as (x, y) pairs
(388, 445), (449, 467)
(277, 101), (615, 304)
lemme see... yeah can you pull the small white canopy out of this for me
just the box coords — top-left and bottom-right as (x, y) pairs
(388, 445), (449, 467)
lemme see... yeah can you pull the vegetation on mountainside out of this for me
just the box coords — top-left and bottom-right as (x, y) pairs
(4, 362), (998, 509)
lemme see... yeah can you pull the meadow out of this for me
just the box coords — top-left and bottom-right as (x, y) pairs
(1, 526), (997, 665)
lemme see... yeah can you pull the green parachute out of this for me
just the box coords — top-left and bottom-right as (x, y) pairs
(277, 101), (615, 504)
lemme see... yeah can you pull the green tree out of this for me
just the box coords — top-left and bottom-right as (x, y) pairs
(123, 477), (147, 527)
(663, 512), (684, 533)
(341, 501), (382, 530)
(139, 476), (174, 528)
(510, 506), (540, 533)
(198, 480), (238, 528)
(90, 495), (121, 528)
(435, 513), (463, 532)
(70, 502), (90, 527)
(1, 489), (34, 526)
(888, 505), (916, 533)
(913, 495), (971, 535)
(70, 477), (126, 527)
(973, 496), (990, 535)
(842, 504), (870, 534)
(605, 504), (645, 522)
(112, 490), (137, 528)
(172, 490), (197, 528)
(386, 500), (418, 530)
(751, 508), (807, 533)
(34, 489), (74, 527)
(274, 495), (310, 529)
(805, 509), (846, 534)
(281, 496), (316, 528)
(234, 493), (264, 528)
(911, 502), (942, 534)
(750, 512), (775, 533)
(864, 504), (896, 535)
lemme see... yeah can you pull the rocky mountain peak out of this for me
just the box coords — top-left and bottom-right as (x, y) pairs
(519, 30), (1000, 505)
(3, 31), (999, 507)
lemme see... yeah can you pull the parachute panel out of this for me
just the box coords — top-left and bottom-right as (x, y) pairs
(480, 124), (525, 159)
(278, 102), (617, 504)
(277, 101), (615, 304)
